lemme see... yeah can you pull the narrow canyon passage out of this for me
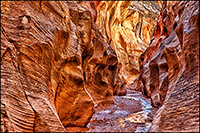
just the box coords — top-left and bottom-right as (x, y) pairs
(1, 1), (199, 132)
(64, 2), (160, 132)
(66, 88), (157, 132)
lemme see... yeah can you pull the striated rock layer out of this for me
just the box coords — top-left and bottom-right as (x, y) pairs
(134, 1), (199, 132)
(96, 1), (162, 84)
(1, 1), (124, 132)
(75, 1), (100, 22)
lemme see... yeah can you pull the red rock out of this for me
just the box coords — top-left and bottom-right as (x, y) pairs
(134, 1), (199, 132)
(1, 1), (199, 132)
(1, 1), (124, 132)
(96, 1), (162, 84)
(76, 1), (100, 22)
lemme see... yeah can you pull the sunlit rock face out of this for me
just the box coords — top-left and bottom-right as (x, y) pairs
(1, 1), (124, 132)
(96, 1), (162, 84)
(134, 1), (199, 132)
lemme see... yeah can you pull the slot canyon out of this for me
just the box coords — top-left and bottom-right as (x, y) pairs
(1, 1), (199, 132)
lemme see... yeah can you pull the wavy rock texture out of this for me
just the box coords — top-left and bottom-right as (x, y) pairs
(1, 1), (124, 132)
(134, 1), (199, 132)
(96, 1), (162, 84)
(75, 1), (100, 22)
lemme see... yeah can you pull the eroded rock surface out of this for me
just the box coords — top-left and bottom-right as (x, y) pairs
(96, 1), (162, 84)
(66, 89), (157, 132)
(1, 1), (199, 132)
(75, 1), (100, 22)
(134, 1), (199, 132)
(1, 1), (124, 132)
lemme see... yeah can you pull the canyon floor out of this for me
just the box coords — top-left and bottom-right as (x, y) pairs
(65, 87), (157, 132)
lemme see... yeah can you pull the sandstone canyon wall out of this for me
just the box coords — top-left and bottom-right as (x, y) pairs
(96, 1), (162, 84)
(1, 1), (199, 132)
(134, 1), (199, 132)
(1, 1), (124, 132)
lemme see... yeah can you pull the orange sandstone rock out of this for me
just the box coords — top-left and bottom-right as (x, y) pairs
(0, 1), (124, 132)
(96, 1), (161, 84)
(135, 1), (199, 132)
